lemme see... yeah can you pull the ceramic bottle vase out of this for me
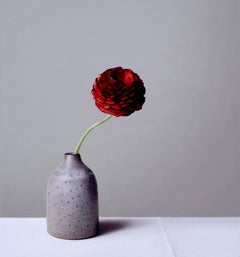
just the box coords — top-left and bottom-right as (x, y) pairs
(47, 153), (99, 239)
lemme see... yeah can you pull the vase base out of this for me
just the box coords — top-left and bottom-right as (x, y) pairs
(47, 228), (99, 240)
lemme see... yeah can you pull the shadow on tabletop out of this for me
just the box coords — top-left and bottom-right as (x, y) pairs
(99, 219), (131, 236)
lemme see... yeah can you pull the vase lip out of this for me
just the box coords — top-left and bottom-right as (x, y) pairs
(63, 152), (82, 162)
(64, 152), (80, 156)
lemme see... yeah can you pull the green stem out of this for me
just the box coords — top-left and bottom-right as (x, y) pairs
(74, 114), (112, 154)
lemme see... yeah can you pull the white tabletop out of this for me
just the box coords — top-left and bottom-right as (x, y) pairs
(0, 217), (239, 257)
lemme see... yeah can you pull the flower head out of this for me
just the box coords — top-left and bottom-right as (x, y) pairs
(92, 67), (146, 117)
(74, 67), (146, 154)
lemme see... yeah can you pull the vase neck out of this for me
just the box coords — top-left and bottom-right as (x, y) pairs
(64, 152), (82, 161)
(61, 152), (83, 169)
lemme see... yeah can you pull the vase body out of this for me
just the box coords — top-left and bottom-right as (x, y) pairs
(47, 153), (99, 239)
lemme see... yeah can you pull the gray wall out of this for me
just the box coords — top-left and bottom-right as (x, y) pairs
(0, 0), (239, 217)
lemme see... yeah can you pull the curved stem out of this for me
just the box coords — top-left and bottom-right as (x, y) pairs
(74, 114), (112, 154)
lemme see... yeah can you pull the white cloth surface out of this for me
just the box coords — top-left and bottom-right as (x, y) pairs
(161, 217), (240, 257)
(0, 217), (172, 257)
(0, 217), (239, 257)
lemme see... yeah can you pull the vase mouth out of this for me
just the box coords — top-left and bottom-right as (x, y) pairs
(64, 152), (82, 162)
(64, 152), (80, 156)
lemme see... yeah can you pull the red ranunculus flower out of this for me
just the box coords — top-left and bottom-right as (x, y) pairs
(91, 67), (146, 117)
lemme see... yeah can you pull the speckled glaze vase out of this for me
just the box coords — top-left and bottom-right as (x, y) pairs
(47, 153), (99, 239)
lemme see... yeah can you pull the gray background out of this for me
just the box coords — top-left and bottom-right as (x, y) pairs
(0, 0), (239, 217)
